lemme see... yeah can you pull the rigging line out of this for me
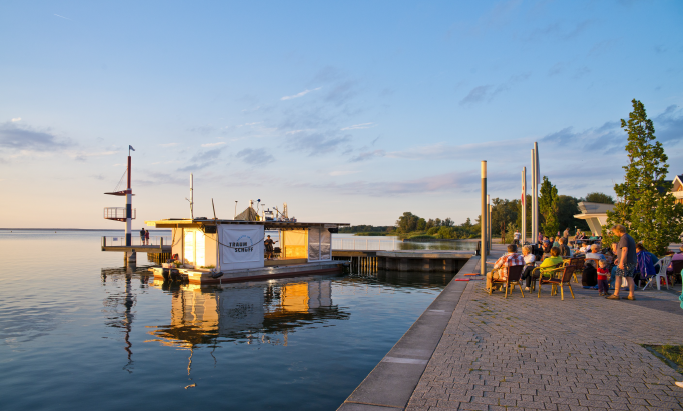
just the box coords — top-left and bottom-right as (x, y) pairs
(113, 167), (128, 192)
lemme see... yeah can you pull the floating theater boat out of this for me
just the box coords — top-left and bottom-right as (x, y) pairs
(145, 207), (349, 285)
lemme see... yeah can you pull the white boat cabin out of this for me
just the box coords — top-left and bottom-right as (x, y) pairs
(144, 218), (348, 272)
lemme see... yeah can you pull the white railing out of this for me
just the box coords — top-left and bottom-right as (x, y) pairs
(332, 238), (400, 251)
(102, 236), (171, 247)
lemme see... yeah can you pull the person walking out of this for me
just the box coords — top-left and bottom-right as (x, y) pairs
(513, 230), (521, 246)
(607, 224), (637, 300)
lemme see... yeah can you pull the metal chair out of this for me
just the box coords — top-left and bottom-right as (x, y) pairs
(644, 256), (671, 290)
(538, 265), (577, 300)
(489, 264), (525, 298)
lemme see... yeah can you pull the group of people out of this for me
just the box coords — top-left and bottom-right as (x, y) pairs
(486, 224), (664, 301)
(139, 228), (150, 245)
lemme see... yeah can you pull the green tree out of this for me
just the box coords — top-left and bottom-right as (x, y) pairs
(491, 198), (518, 235)
(585, 192), (615, 204)
(557, 195), (589, 234)
(416, 218), (426, 231)
(396, 212), (419, 233)
(604, 99), (683, 255)
(539, 176), (559, 236)
(435, 226), (456, 239)
(516, 194), (532, 235)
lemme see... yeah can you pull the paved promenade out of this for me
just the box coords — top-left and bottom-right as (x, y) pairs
(339, 245), (683, 411)
(406, 247), (683, 411)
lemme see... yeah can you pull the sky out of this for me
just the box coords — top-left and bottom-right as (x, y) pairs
(1, 0), (682, 229)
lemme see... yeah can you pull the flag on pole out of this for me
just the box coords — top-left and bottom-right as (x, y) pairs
(129, 145), (135, 151)
(521, 175), (525, 206)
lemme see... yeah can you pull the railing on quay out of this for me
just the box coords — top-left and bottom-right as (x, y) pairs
(103, 207), (136, 220)
(102, 236), (171, 247)
(331, 237), (400, 251)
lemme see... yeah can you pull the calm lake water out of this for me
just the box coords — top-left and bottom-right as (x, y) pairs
(0, 230), (455, 410)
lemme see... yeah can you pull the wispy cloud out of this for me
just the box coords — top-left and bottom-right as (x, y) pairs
(285, 129), (315, 135)
(285, 131), (351, 155)
(236, 148), (274, 164)
(11, 117), (21, 122)
(0, 122), (72, 151)
(201, 142), (226, 147)
(71, 150), (119, 162)
(350, 149), (385, 162)
(329, 170), (360, 176)
(459, 73), (530, 106)
(341, 122), (375, 131)
(281, 87), (322, 101)
(54, 14), (72, 21)
(159, 142), (178, 147)
(177, 147), (225, 172)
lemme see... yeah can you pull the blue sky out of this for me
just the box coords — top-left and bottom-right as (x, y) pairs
(1, 0), (682, 228)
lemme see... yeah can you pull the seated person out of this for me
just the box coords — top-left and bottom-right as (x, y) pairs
(666, 245), (683, 275)
(552, 237), (560, 248)
(539, 247), (564, 278)
(486, 244), (525, 293)
(521, 245), (536, 290)
(558, 237), (571, 257)
(542, 240), (552, 255)
(582, 244), (604, 288)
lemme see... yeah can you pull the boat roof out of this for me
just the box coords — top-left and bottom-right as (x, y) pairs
(145, 218), (350, 230)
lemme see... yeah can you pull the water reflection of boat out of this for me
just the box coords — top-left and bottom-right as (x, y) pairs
(147, 277), (348, 348)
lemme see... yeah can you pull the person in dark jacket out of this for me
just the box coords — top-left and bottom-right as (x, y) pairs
(558, 237), (571, 257)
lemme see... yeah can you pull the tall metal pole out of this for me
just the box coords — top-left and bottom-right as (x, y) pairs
(480, 161), (487, 276)
(190, 173), (194, 219)
(531, 148), (537, 243)
(521, 167), (527, 245)
(534, 142), (540, 241)
(487, 194), (492, 251)
(125, 155), (132, 247)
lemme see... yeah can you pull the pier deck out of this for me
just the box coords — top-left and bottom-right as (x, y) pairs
(339, 245), (683, 410)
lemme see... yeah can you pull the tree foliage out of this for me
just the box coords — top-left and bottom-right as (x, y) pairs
(539, 176), (560, 236)
(604, 99), (683, 255)
(585, 192), (614, 204)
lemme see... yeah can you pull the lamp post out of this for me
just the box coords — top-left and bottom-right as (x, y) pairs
(481, 161), (487, 276)
(234, 201), (238, 219)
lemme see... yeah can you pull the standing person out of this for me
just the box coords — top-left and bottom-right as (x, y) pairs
(607, 224), (637, 300)
(145, 229), (150, 245)
(563, 227), (570, 240)
(597, 260), (611, 296)
(139, 228), (145, 244)
(537, 232), (543, 244)
(513, 229), (521, 246)
(485, 244), (524, 293)
(264, 235), (275, 260)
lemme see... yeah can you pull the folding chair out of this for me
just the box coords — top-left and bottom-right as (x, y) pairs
(644, 256), (671, 290)
(489, 264), (525, 298)
(538, 265), (577, 300)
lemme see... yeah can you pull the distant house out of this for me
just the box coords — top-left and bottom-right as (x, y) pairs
(667, 174), (683, 205)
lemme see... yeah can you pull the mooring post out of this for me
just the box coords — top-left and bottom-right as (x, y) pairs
(481, 161), (487, 277)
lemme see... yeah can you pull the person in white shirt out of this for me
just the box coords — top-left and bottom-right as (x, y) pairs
(521, 245), (537, 290)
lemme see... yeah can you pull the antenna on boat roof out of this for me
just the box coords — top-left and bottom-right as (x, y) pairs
(212, 198), (217, 220)
(185, 173), (194, 220)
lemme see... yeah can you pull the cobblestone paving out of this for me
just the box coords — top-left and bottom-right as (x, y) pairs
(406, 264), (683, 411)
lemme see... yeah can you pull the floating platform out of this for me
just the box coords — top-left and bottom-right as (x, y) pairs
(150, 260), (347, 285)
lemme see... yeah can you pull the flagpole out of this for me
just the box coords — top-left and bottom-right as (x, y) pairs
(521, 167), (526, 245)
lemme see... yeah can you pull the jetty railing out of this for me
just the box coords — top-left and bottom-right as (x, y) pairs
(102, 236), (171, 247)
(332, 238), (400, 251)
